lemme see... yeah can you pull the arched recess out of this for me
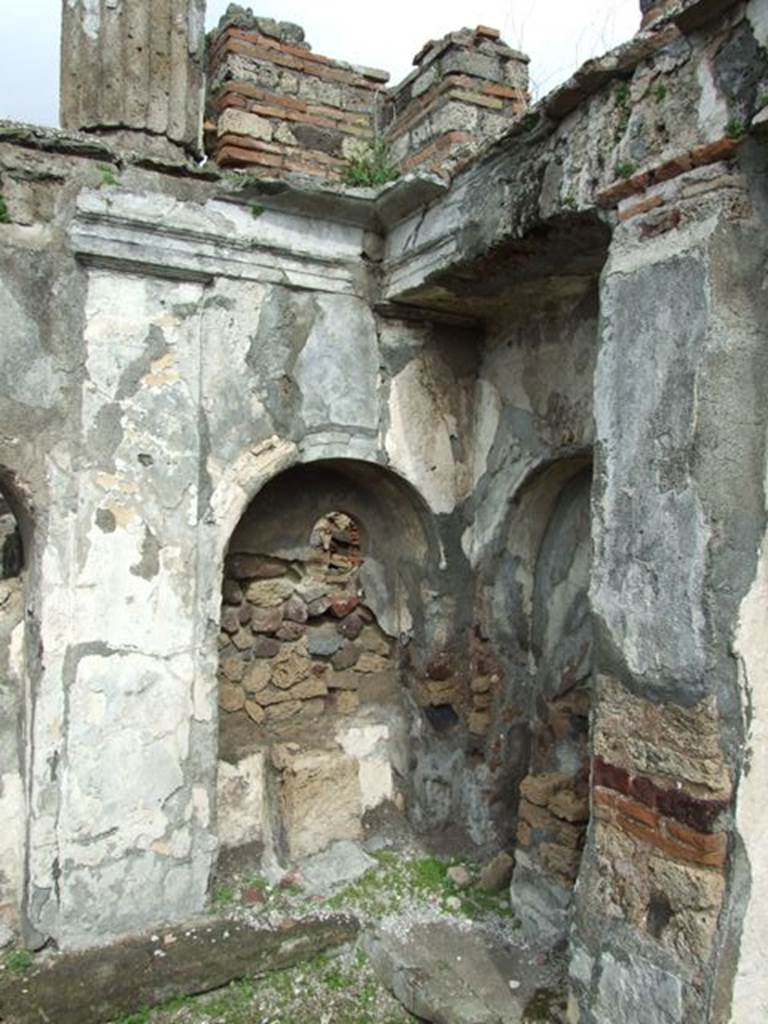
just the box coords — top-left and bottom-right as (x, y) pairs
(0, 469), (31, 944)
(505, 456), (594, 939)
(212, 456), (441, 881)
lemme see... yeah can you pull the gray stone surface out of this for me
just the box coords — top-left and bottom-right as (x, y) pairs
(593, 953), (683, 1024)
(365, 920), (558, 1024)
(294, 295), (380, 431)
(299, 840), (377, 895)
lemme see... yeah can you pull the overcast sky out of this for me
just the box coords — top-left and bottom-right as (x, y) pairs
(0, 1), (639, 128)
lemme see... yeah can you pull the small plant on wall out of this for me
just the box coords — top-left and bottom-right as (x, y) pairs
(344, 139), (399, 187)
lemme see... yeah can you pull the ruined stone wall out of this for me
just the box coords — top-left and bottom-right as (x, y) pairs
(382, 26), (529, 178)
(465, 287), (599, 916)
(207, 12), (389, 180)
(379, 1), (768, 1019)
(207, 14), (528, 182)
(0, 130), (490, 946)
(216, 506), (404, 875)
(0, 4), (767, 1024)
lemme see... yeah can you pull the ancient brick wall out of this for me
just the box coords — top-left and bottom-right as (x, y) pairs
(383, 26), (528, 177)
(207, 14), (389, 180)
(207, 13), (529, 182)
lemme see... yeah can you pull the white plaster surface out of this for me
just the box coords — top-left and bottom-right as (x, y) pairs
(747, 0), (768, 48)
(731, 525), (768, 1023)
(0, 772), (24, 918)
(696, 59), (728, 142)
(337, 722), (394, 811)
(217, 753), (265, 850)
(472, 379), (501, 488)
(294, 295), (380, 430)
(385, 355), (460, 515)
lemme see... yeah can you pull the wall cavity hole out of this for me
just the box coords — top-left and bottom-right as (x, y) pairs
(0, 496), (23, 579)
(646, 891), (673, 939)
(424, 704), (460, 734)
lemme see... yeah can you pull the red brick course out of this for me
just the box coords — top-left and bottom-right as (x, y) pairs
(216, 35), (384, 92)
(597, 136), (740, 209)
(593, 756), (729, 832)
(594, 787), (728, 868)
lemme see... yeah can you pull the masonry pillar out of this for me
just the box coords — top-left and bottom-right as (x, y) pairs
(567, 153), (768, 1024)
(60, 0), (206, 160)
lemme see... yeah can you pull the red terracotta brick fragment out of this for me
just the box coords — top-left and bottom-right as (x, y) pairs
(594, 787), (659, 829)
(667, 820), (728, 854)
(653, 152), (693, 182)
(617, 815), (727, 868)
(481, 82), (526, 101)
(217, 133), (285, 156)
(618, 194), (664, 221)
(216, 84), (309, 114)
(629, 774), (658, 809)
(655, 787), (728, 832)
(689, 137), (739, 167)
(592, 756), (630, 795)
(217, 144), (284, 169)
(475, 24), (501, 39)
(595, 172), (649, 208)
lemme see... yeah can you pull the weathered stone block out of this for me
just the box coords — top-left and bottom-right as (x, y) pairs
(226, 554), (288, 580)
(271, 647), (312, 689)
(479, 851), (514, 892)
(218, 108), (274, 141)
(275, 621), (306, 642)
(278, 749), (362, 859)
(355, 653), (389, 673)
(221, 657), (245, 683)
(251, 606), (283, 634)
(219, 682), (245, 713)
(0, 916), (358, 1024)
(246, 579), (296, 607)
(243, 661), (271, 695)
(252, 677), (327, 706)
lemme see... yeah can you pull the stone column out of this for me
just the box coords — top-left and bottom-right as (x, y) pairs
(60, 0), (206, 160)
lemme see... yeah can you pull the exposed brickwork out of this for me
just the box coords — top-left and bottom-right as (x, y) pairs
(593, 788), (728, 869)
(207, 16), (529, 183)
(208, 20), (388, 178)
(411, 628), (505, 738)
(596, 136), (740, 209)
(384, 27), (529, 178)
(593, 756), (729, 833)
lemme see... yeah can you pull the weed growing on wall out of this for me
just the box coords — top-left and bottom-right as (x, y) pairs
(97, 162), (122, 188)
(344, 139), (398, 187)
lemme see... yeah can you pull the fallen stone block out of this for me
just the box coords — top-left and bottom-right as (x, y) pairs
(0, 915), (358, 1024)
